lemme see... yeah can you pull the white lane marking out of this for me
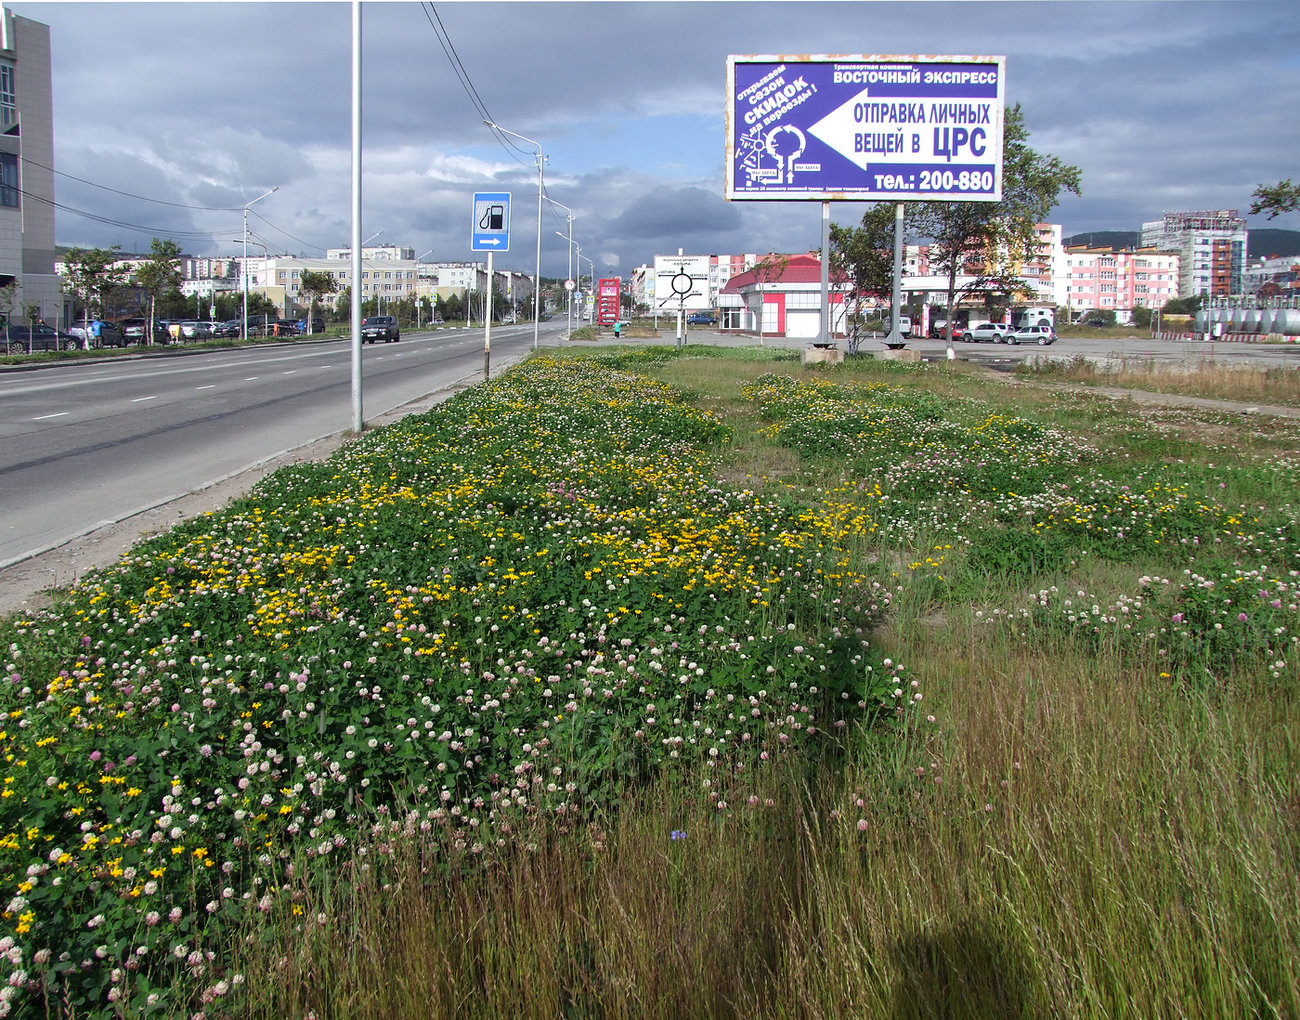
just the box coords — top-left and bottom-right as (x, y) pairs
(245, 376), (259, 381)
(283, 370), (297, 375)
(195, 384), (216, 391)
(33, 412), (70, 420)
(132, 395), (157, 403)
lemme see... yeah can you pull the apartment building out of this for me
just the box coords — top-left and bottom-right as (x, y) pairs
(0, 7), (59, 323)
(1140, 210), (1247, 297)
(1064, 245), (1180, 320)
(1243, 254), (1300, 296)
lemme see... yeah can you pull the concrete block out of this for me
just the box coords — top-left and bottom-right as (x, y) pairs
(802, 346), (843, 367)
(878, 348), (921, 363)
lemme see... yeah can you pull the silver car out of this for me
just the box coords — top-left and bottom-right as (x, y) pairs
(961, 322), (1007, 343)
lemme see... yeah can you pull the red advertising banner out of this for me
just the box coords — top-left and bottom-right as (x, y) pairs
(598, 277), (621, 326)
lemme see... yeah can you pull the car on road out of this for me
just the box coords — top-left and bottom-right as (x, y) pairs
(686, 312), (717, 325)
(5, 324), (79, 354)
(1009, 324), (1057, 346)
(961, 322), (1008, 344)
(361, 315), (400, 343)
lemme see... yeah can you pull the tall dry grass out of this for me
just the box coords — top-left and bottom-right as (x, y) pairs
(1017, 353), (1300, 407)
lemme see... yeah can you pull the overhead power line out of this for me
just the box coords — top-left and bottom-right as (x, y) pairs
(22, 154), (244, 212)
(422, 2), (535, 171)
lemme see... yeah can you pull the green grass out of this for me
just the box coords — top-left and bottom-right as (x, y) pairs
(1, 348), (1296, 1017)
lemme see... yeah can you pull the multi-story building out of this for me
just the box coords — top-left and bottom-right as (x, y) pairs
(326, 243), (415, 262)
(1139, 210), (1247, 297)
(1063, 245), (1180, 321)
(0, 7), (60, 323)
(1243, 254), (1300, 296)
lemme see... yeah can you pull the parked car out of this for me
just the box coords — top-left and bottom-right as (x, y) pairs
(67, 319), (125, 348)
(361, 315), (400, 343)
(179, 320), (212, 341)
(268, 319), (301, 338)
(210, 320), (241, 339)
(1009, 324), (1057, 346)
(5, 323), (79, 354)
(430, 316), (445, 326)
(687, 312), (718, 325)
(294, 317), (325, 334)
(960, 322), (1007, 343)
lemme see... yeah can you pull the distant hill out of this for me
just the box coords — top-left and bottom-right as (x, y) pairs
(1063, 230), (1139, 249)
(1247, 228), (1300, 259)
(1064, 228), (1300, 260)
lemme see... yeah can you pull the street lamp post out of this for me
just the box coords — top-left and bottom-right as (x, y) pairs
(484, 120), (544, 351)
(243, 187), (278, 343)
(545, 197), (574, 336)
(416, 249), (434, 329)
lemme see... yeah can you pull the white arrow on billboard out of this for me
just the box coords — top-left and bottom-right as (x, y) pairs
(807, 88), (914, 170)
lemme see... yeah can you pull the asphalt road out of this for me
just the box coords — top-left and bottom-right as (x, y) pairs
(0, 324), (563, 569)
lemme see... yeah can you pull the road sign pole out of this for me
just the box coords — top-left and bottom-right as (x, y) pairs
(820, 201), (830, 345)
(484, 250), (493, 381)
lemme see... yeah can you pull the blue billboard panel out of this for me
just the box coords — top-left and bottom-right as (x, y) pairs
(726, 54), (1005, 202)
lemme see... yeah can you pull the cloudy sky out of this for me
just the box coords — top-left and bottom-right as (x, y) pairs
(11, 1), (1300, 278)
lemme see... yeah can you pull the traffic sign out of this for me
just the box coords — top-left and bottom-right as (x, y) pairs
(726, 54), (1005, 203)
(472, 191), (511, 252)
(653, 255), (710, 310)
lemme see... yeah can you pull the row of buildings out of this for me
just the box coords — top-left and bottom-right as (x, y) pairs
(630, 212), (1274, 334)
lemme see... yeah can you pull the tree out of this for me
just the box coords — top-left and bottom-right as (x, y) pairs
(1249, 179), (1299, 220)
(297, 270), (336, 329)
(830, 203), (898, 354)
(134, 238), (184, 344)
(1130, 304), (1153, 330)
(911, 104), (1082, 346)
(62, 246), (128, 324)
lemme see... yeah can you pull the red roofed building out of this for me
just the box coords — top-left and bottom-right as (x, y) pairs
(719, 252), (852, 339)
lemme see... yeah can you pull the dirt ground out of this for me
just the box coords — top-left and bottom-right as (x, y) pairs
(1, 367), (1296, 619)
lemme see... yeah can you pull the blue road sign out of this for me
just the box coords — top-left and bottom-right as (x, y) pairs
(726, 54), (1005, 203)
(472, 191), (511, 252)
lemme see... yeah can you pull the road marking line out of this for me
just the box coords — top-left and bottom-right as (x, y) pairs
(245, 376), (259, 381)
(283, 370), (297, 375)
(195, 384), (216, 390)
(132, 395), (157, 402)
(33, 412), (69, 420)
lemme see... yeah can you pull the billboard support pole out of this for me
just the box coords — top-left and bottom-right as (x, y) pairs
(820, 201), (831, 345)
(887, 202), (905, 346)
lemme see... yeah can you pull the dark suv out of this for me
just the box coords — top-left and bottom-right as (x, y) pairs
(361, 315), (400, 343)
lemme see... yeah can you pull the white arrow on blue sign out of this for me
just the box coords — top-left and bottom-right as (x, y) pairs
(472, 192), (511, 252)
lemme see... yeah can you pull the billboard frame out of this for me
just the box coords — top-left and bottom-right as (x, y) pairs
(725, 53), (1006, 204)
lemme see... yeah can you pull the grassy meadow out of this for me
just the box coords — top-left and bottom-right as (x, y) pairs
(0, 347), (1296, 1018)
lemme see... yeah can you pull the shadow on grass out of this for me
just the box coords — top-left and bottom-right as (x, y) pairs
(893, 919), (1039, 1020)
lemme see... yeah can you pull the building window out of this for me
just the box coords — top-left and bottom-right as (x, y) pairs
(0, 152), (17, 208)
(0, 62), (14, 128)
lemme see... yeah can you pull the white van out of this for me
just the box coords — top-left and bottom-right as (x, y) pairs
(885, 315), (913, 337)
(1016, 306), (1055, 330)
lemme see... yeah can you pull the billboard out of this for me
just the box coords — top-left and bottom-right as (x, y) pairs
(726, 54), (1005, 203)
(597, 277), (621, 326)
(653, 255), (711, 311)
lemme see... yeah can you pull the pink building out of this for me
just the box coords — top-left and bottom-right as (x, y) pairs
(1064, 246), (1179, 322)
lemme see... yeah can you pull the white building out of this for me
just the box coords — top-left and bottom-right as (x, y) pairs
(0, 7), (60, 324)
(1140, 210), (1248, 297)
(326, 243), (414, 261)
